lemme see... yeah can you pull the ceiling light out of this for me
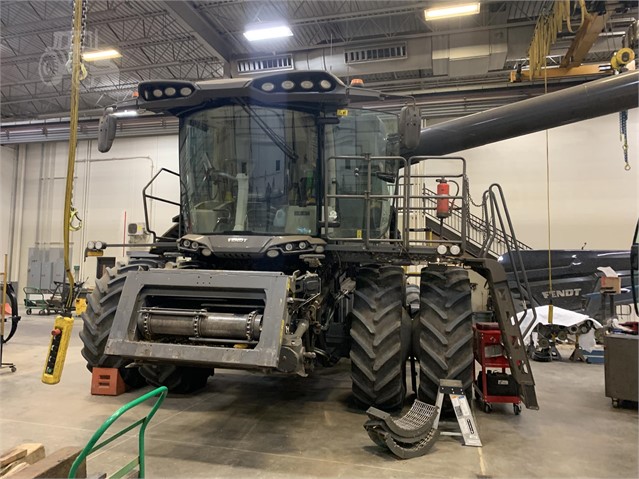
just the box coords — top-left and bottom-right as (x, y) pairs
(424, 3), (480, 20)
(243, 24), (293, 42)
(83, 49), (122, 61)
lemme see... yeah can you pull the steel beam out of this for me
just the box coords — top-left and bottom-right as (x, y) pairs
(511, 64), (612, 81)
(161, 0), (231, 75)
(560, 13), (609, 68)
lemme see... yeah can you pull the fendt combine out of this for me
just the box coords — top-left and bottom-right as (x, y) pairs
(85, 69), (638, 411)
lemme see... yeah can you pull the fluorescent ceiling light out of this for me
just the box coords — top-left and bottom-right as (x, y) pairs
(424, 2), (480, 20)
(83, 49), (121, 61)
(243, 24), (293, 42)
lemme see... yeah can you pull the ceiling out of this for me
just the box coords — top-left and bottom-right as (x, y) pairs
(1, 0), (637, 121)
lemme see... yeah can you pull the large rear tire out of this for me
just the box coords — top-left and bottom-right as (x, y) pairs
(350, 265), (406, 410)
(80, 258), (163, 388)
(416, 267), (473, 405)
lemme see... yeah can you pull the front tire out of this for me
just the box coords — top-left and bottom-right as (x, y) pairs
(350, 265), (406, 410)
(80, 258), (163, 388)
(416, 267), (473, 405)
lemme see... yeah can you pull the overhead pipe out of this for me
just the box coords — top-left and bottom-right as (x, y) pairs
(413, 70), (639, 155)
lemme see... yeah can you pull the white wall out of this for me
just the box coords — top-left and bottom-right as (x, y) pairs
(7, 108), (638, 300)
(0, 146), (18, 281)
(12, 135), (179, 297)
(0, 145), (18, 278)
(457, 110), (638, 250)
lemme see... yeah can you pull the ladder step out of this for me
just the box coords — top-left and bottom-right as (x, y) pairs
(434, 379), (482, 447)
(465, 258), (539, 410)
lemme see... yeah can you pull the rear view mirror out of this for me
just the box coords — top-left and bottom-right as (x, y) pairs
(399, 105), (420, 151)
(97, 112), (117, 152)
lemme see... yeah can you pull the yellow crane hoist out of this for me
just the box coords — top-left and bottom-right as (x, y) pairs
(42, 0), (87, 385)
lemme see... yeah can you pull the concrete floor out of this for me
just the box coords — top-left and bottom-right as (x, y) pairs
(1, 315), (637, 478)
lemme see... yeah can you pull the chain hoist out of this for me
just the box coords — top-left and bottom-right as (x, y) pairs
(620, 110), (630, 171)
(62, 0), (88, 312)
(42, 0), (89, 386)
(611, 48), (635, 171)
(66, 0), (88, 81)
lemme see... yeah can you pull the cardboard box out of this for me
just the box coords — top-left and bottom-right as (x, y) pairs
(600, 276), (621, 293)
(598, 267), (621, 293)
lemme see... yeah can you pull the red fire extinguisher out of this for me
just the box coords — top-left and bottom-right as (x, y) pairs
(436, 178), (450, 218)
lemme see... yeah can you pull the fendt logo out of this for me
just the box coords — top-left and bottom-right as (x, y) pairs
(227, 237), (248, 243)
(541, 288), (582, 299)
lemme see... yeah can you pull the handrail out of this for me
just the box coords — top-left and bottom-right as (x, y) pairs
(419, 186), (532, 257)
(481, 184), (537, 336)
(69, 386), (168, 479)
(142, 168), (181, 242)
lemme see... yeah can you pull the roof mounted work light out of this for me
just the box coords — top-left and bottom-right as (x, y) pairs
(138, 80), (197, 101)
(252, 72), (340, 94)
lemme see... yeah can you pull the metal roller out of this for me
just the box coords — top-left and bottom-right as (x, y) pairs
(138, 307), (262, 341)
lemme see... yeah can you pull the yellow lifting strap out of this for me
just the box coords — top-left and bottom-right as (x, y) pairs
(528, 0), (588, 76)
(62, 0), (87, 311)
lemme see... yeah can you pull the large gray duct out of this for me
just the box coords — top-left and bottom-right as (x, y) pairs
(414, 70), (639, 156)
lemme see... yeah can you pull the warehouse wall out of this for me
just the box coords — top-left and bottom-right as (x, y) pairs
(7, 109), (638, 298)
(10, 136), (178, 297)
(0, 145), (19, 278)
(457, 109), (638, 250)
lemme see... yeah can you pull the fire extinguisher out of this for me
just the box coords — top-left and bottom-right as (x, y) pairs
(436, 178), (450, 218)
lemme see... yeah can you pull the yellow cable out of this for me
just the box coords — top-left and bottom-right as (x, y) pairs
(544, 61), (554, 325)
(63, 0), (85, 311)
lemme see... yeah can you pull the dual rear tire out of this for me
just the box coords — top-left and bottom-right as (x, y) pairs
(350, 265), (473, 410)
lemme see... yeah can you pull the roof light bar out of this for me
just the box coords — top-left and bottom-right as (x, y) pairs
(243, 24), (293, 42)
(424, 2), (480, 21)
(138, 81), (196, 101)
(83, 49), (121, 61)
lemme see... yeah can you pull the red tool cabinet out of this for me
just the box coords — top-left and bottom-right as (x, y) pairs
(472, 322), (522, 415)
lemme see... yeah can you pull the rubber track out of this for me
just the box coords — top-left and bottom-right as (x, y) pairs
(417, 268), (473, 405)
(350, 265), (405, 410)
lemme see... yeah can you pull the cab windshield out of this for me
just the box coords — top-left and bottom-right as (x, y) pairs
(180, 105), (319, 235)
